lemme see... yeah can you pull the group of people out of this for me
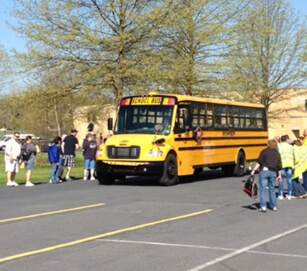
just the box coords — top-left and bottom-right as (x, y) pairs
(250, 128), (307, 212)
(4, 129), (100, 187)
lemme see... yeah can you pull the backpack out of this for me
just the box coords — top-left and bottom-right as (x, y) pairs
(21, 143), (32, 161)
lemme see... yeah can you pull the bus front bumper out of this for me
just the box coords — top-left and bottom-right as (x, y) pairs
(96, 160), (164, 176)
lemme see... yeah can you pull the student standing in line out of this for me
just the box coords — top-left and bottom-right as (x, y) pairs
(21, 135), (37, 187)
(61, 129), (79, 181)
(277, 135), (294, 200)
(48, 136), (62, 183)
(251, 139), (282, 212)
(82, 134), (97, 181)
(5, 131), (21, 187)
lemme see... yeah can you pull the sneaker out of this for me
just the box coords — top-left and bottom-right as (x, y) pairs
(259, 207), (267, 212)
(12, 181), (19, 187)
(286, 195), (291, 200)
(65, 176), (71, 181)
(272, 207), (277, 211)
(90, 177), (96, 181)
(25, 182), (34, 187)
(291, 195), (298, 199)
(49, 179), (52, 183)
(6, 180), (15, 187)
(278, 195), (284, 200)
(83, 177), (87, 181)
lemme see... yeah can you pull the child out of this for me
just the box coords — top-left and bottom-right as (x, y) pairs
(48, 136), (62, 183)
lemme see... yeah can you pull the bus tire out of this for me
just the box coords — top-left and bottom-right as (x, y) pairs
(159, 153), (178, 186)
(97, 173), (115, 185)
(233, 151), (246, 177)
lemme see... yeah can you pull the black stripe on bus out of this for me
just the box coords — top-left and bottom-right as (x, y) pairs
(174, 136), (268, 142)
(178, 143), (267, 151)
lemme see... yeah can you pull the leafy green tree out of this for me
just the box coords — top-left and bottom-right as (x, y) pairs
(0, 44), (12, 93)
(225, 0), (307, 111)
(11, 0), (171, 104)
(155, 0), (244, 96)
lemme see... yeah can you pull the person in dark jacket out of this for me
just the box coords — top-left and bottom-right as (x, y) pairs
(251, 139), (282, 212)
(48, 136), (62, 183)
(82, 134), (97, 181)
(21, 136), (37, 187)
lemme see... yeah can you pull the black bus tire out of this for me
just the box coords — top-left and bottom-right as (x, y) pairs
(159, 153), (178, 186)
(97, 172), (116, 185)
(233, 151), (246, 177)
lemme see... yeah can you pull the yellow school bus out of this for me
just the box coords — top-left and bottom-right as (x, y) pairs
(96, 93), (268, 185)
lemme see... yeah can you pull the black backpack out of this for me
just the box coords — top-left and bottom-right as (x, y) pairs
(21, 143), (32, 161)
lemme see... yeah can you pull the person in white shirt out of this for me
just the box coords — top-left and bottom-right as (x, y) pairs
(5, 132), (21, 187)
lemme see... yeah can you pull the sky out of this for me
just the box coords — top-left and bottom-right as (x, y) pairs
(0, 0), (307, 52)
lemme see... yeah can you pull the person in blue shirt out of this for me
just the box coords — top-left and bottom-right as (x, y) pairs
(48, 136), (62, 183)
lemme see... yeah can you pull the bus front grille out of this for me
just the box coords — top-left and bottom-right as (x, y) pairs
(107, 146), (140, 159)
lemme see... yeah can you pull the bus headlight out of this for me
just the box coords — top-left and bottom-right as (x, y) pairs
(146, 150), (163, 157)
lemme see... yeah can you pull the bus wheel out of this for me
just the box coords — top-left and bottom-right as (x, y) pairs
(159, 154), (178, 186)
(233, 151), (246, 177)
(97, 173), (115, 185)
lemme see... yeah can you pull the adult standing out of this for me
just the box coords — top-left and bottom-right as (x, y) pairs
(58, 134), (67, 181)
(251, 139), (282, 212)
(5, 131), (21, 187)
(21, 135), (37, 187)
(61, 129), (79, 181)
(82, 134), (97, 181)
(277, 135), (294, 200)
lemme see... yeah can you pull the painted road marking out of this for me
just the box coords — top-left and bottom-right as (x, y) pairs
(188, 223), (307, 271)
(0, 203), (105, 224)
(0, 208), (212, 263)
(99, 239), (307, 259)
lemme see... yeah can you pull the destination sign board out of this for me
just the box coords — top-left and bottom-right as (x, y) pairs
(131, 97), (162, 105)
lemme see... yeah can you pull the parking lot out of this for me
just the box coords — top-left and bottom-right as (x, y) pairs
(0, 172), (307, 271)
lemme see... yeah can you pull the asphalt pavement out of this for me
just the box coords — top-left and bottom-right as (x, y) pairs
(0, 171), (306, 271)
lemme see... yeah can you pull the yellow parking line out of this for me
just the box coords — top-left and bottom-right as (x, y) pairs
(0, 203), (105, 224)
(0, 208), (212, 263)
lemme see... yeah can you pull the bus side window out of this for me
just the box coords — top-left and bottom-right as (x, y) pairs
(174, 107), (188, 133)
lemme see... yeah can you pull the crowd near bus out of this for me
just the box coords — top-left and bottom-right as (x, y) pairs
(3, 93), (307, 207)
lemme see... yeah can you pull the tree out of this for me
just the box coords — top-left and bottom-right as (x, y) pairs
(0, 44), (12, 93)
(11, 0), (171, 104)
(225, 0), (307, 112)
(154, 0), (245, 96)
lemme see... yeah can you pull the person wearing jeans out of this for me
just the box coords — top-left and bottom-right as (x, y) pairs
(251, 139), (282, 212)
(277, 135), (294, 200)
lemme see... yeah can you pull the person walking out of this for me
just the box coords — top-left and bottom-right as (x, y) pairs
(291, 138), (307, 198)
(251, 139), (282, 212)
(61, 129), (79, 181)
(21, 135), (37, 187)
(5, 131), (21, 187)
(48, 136), (62, 183)
(277, 135), (294, 200)
(82, 134), (97, 181)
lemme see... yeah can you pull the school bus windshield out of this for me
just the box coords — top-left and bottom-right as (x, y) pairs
(114, 105), (173, 135)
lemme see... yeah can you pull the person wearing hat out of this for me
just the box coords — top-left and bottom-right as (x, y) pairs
(61, 129), (79, 181)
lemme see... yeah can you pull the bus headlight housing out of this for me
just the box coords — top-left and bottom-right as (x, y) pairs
(146, 150), (163, 157)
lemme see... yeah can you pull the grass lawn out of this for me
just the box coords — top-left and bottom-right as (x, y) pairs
(0, 151), (85, 186)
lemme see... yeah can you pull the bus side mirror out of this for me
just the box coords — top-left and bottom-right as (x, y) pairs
(107, 118), (113, 130)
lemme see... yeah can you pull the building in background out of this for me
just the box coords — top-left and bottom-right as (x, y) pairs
(269, 89), (307, 139)
(73, 104), (117, 144)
